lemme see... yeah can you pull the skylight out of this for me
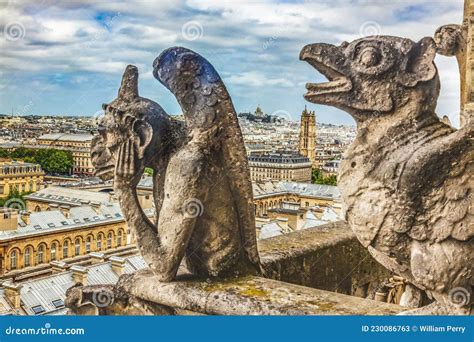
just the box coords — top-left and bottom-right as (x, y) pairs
(31, 305), (45, 315)
(52, 299), (64, 308)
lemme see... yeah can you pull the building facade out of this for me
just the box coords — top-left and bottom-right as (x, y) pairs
(0, 203), (130, 275)
(252, 181), (341, 217)
(248, 152), (312, 183)
(299, 106), (317, 167)
(37, 133), (94, 176)
(0, 160), (44, 198)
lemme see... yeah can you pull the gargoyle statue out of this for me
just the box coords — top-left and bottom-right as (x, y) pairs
(300, 35), (473, 314)
(92, 48), (261, 282)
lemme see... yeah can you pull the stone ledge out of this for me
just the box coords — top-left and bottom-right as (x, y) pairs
(259, 221), (355, 260)
(259, 221), (391, 297)
(116, 270), (404, 315)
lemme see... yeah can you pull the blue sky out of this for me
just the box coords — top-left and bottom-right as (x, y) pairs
(0, 0), (464, 125)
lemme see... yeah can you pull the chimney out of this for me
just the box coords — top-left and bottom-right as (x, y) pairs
(109, 256), (126, 276)
(109, 192), (117, 202)
(70, 265), (88, 285)
(48, 203), (59, 211)
(89, 252), (105, 264)
(59, 205), (71, 218)
(0, 208), (18, 231)
(3, 282), (22, 309)
(20, 211), (30, 225)
(90, 201), (101, 214)
(50, 260), (69, 274)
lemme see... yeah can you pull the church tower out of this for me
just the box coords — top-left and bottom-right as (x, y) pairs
(299, 106), (317, 166)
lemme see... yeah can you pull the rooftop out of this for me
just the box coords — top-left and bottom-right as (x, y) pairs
(253, 181), (341, 200)
(25, 186), (111, 206)
(37, 133), (93, 143)
(0, 160), (42, 168)
(248, 152), (311, 164)
(0, 202), (127, 240)
(3, 254), (148, 315)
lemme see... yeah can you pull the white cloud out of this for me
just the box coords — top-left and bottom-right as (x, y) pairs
(0, 0), (466, 123)
(226, 71), (294, 88)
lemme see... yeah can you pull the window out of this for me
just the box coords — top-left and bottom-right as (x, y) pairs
(24, 247), (31, 267)
(63, 240), (69, 258)
(107, 233), (112, 249)
(75, 238), (81, 256)
(37, 245), (44, 264)
(31, 305), (45, 315)
(52, 299), (64, 309)
(51, 243), (57, 261)
(96, 235), (102, 250)
(10, 250), (17, 270)
(117, 231), (122, 247)
(85, 237), (91, 253)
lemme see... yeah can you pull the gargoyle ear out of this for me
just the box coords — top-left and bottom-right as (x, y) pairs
(132, 119), (153, 159)
(397, 37), (437, 87)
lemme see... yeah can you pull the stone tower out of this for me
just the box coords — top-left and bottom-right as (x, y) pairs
(299, 106), (317, 166)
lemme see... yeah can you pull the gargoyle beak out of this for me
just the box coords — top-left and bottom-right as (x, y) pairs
(300, 43), (352, 103)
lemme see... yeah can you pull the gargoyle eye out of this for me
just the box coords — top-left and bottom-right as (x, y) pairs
(359, 47), (380, 67)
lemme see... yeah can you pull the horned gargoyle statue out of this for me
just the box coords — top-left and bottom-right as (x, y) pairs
(66, 48), (262, 314)
(300, 35), (473, 315)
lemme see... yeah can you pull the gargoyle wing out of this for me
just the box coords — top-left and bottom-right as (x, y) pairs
(407, 127), (474, 242)
(153, 47), (261, 271)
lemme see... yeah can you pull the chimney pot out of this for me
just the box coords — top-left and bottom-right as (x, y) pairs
(70, 265), (88, 285)
(109, 256), (126, 275)
(50, 260), (69, 273)
(89, 252), (105, 264)
(3, 282), (22, 309)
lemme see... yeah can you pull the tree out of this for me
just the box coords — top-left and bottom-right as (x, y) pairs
(37, 150), (73, 174)
(0, 148), (10, 158)
(1, 147), (74, 175)
(312, 168), (338, 186)
(0, 187), (31, 208)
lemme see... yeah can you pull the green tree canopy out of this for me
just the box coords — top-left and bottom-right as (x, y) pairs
(0, 147), (73, 175)
(312, 168), (338, 186)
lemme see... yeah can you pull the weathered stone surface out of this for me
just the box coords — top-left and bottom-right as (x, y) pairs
(91, 47), (261, 282)
(301, 35), (473, 315)
(434, 23), (468, 127)
(69, 270), (403, 316)
(260, 221), (391, 297)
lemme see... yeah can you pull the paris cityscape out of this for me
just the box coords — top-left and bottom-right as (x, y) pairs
(0, 105), (355, 315)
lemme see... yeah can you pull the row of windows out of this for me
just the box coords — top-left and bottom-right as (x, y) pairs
(0, 182), (41, 194)
(8, 230), (124, 270)
(0, 166), (42, 175)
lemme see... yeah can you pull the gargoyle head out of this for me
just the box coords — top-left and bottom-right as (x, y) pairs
(91, 65), (172, 180)
(434, 24), (465, 56)
(300, 36), (439, 121)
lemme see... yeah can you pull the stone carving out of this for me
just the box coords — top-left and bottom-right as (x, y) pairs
(434, 23), (468, 127)
(67, 47), (262, 314)
(300, 35), (473, 314)
(92, 47), (261, 281)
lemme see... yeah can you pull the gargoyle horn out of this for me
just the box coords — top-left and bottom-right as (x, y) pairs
(118, 65), (139, 102)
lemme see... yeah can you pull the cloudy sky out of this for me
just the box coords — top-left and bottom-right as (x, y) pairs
(0, 0), (465, 125)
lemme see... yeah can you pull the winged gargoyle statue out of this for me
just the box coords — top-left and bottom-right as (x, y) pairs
(94, 48), (262, 281)
(66, 48), (262, 314)
(300, 35), (473, 314)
